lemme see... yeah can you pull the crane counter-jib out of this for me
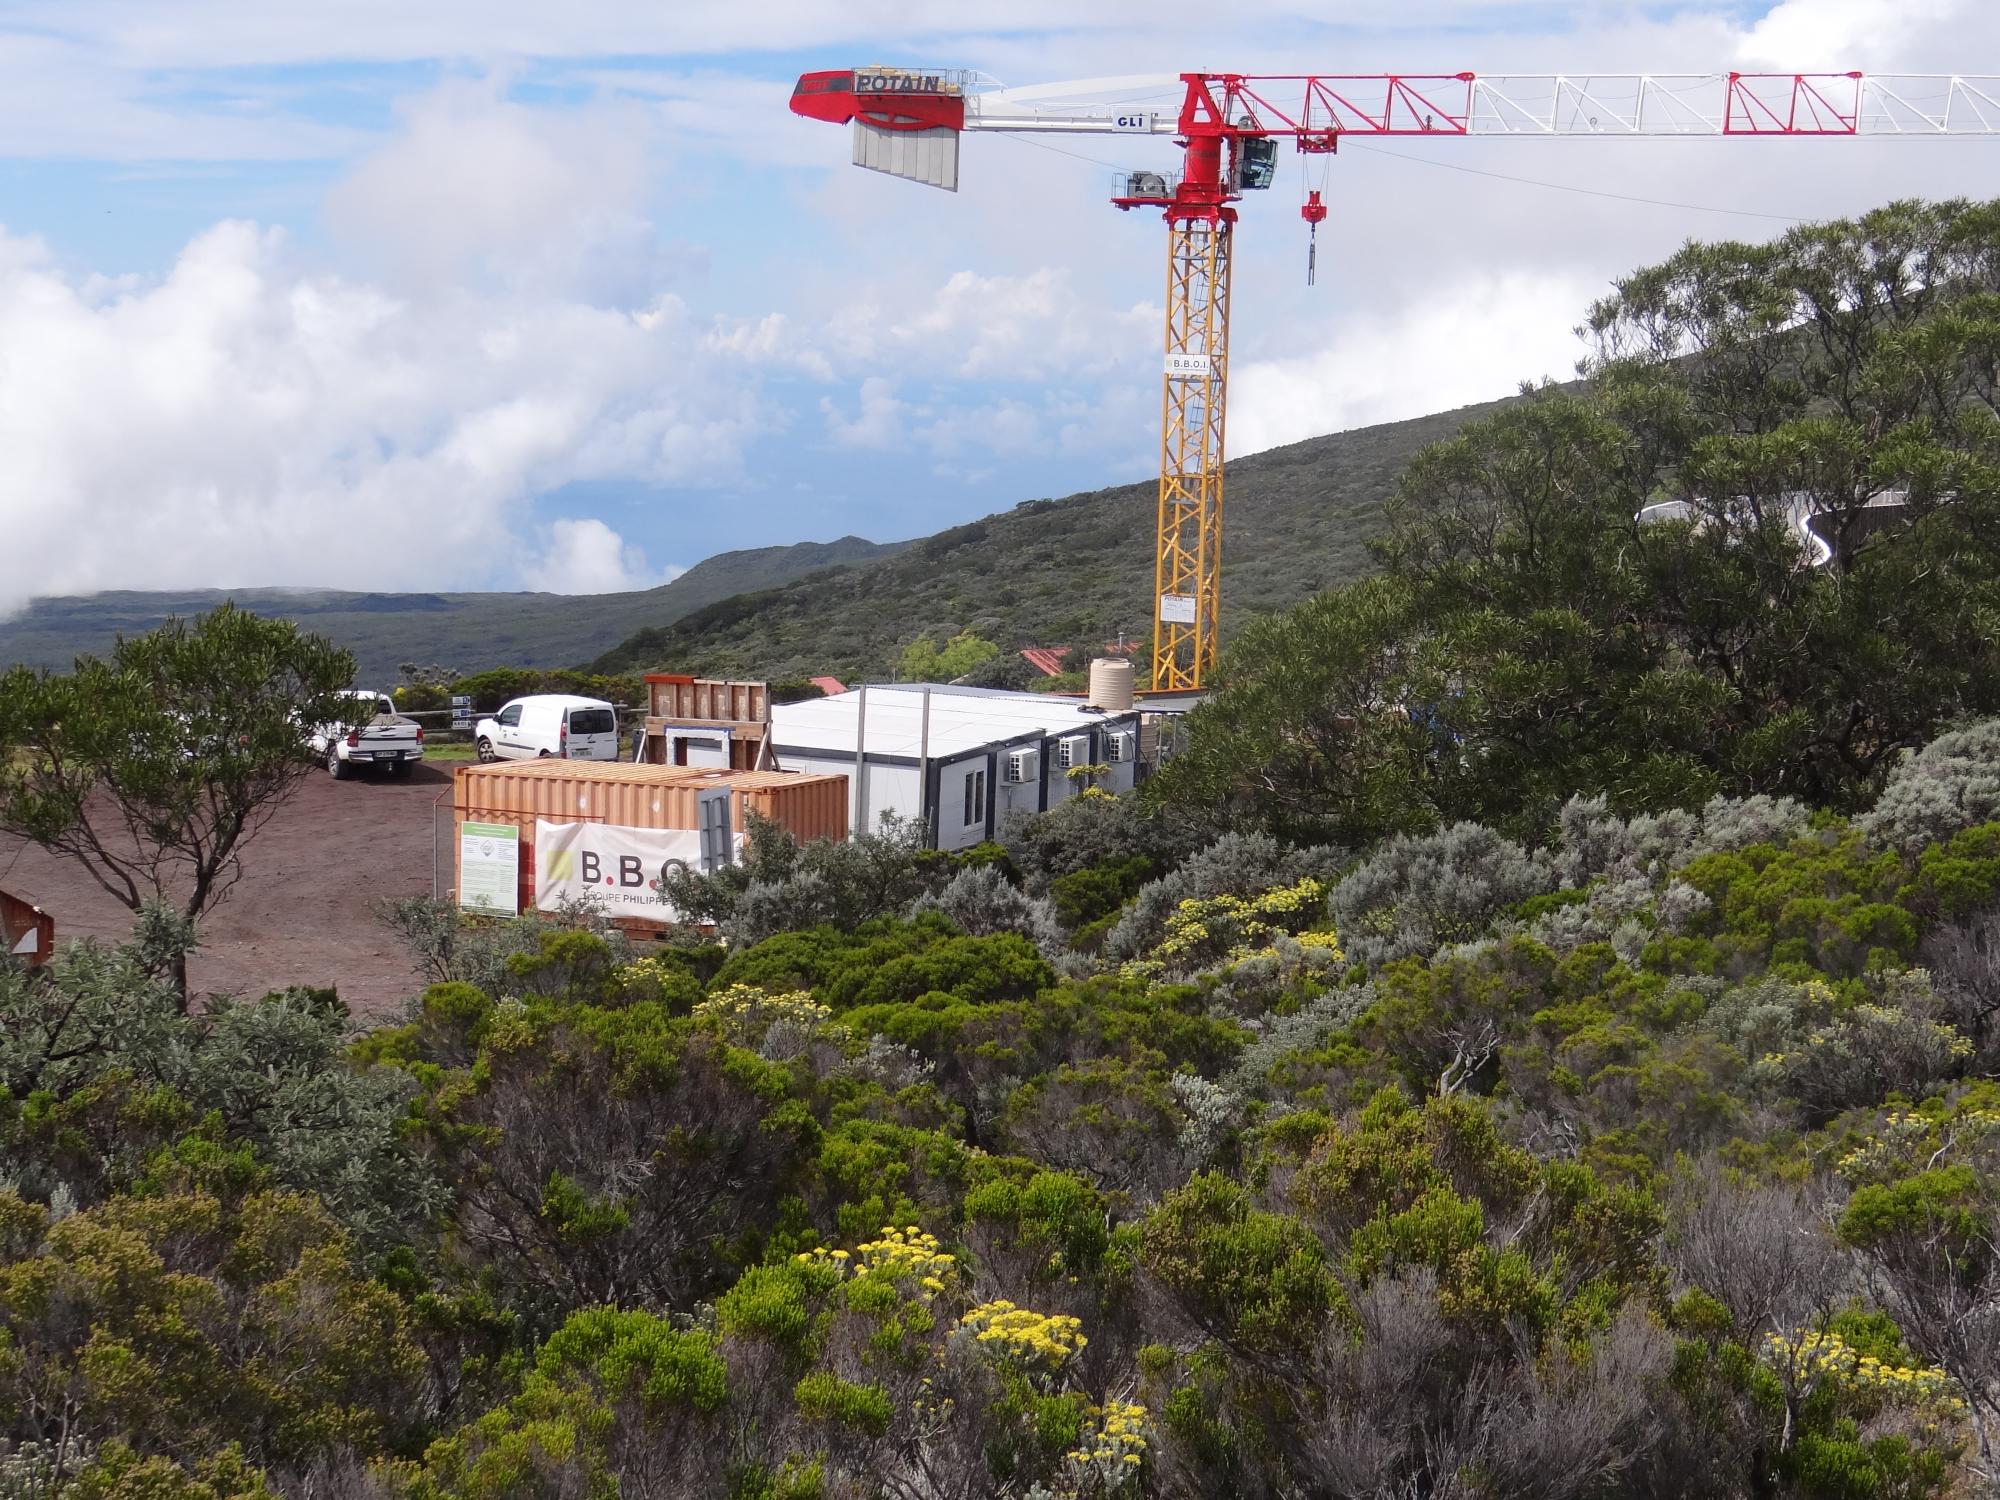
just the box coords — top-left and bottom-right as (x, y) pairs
(787, 65), (2000, 691)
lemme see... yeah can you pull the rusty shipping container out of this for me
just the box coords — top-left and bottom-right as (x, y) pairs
(450, 760), (849, 921)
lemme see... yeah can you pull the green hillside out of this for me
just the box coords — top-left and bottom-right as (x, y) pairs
(4, 392), (1521, 688)
(0, 536), (902, 682)
(591, 395), (1518, 681)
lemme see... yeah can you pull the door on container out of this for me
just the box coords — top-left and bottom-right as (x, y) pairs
(944, 763), (988, 852)
(564, 704), (620, 762)
(494, 702), (528, 759)
(697, 788), (735, 873)
(673, 734), (729, 769)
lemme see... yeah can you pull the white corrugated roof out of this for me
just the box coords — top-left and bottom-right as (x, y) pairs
(771, 685), (1127, 761)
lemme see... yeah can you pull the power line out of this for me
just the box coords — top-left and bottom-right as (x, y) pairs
(996, 125), (1811, 223)
(1345, 139), (1808, 222)
(993, 132), (1128, 171)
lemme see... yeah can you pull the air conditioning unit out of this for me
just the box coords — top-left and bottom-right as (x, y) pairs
(1056, 735), (1089, 771)
(1007, 748), (1039, 784)
(1105, 730), (1133, 764)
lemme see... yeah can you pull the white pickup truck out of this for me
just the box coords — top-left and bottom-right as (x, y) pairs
(309, 690), (425, 780)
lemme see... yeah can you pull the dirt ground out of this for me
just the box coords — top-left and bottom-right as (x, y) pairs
(0, 763), (452, 1020)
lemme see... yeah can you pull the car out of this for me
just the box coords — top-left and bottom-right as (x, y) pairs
(307, 689), (425, 780)
(473, 695), (622, 762)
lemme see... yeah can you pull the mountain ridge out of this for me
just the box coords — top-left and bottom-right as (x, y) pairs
(3, 392), (1526, 686)
(590, 393), (1524, 681)
(0, 535), (904, 681)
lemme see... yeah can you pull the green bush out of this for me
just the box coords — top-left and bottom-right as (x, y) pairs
(1140, 1173), (1339, 1352)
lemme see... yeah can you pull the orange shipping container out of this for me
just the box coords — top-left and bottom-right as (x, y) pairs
(450, 759), (849, 920)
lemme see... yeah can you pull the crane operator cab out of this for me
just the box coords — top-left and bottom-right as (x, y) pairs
(1234, 136), (1279, 191)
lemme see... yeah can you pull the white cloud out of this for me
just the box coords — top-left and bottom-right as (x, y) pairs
(0, 3), (1566, 74)
(522, 517), (679, 593)
(323, 80), (684, 300)
(818, 374), (1154, 465)
(821, 376), (905, 449)
(0, 219), (766, 617)
(866, 268), (1155, 380)
(1229, 271), (1595, 456)
(791, 267), (1156, 385)
(1736, 0), (1984, 68)
(0, 30), (363, 160)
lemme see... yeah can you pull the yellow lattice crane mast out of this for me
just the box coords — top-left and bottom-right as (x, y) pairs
(1155, 218), (1230, 689)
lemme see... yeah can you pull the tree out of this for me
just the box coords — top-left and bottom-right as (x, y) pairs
(1158, 199), (2000, 844)
(960, 650), (1039, 691)
(1147, 577), (1443, 846)
(0, 606), (354, 1000)
(899, 630), (1000, 683)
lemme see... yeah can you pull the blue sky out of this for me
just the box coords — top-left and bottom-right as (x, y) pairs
(0, 0), (1995, 609)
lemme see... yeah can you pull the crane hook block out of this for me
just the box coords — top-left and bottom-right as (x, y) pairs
(1301, 189), (1328, 226)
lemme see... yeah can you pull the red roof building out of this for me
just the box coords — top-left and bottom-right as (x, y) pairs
(1020, 640), (1138, 678)
(810, 675), (847, 697)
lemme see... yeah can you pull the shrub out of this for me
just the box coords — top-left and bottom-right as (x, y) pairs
(1226, 980), (1378, 1093)
(963, 1170), (1111, 1277)
(1140, 1173), (1339, 1352)
(1552, 794), (1809, 891)
(1122, 878), (1340, 982)
(382, 896), (635, 994)
(670, 812), (949, 946)
(768, 679), (828, 704)
(1553, 795), (1696, 887)
(1741, 972), (1973, 1120)
(1691, 794), (1814, 860)
(1526, 876), (1649, 956)
(1002, 792), (1208, 892)
(1202, 931), (1351, 1023)
(1048, 855), (1156, 933)
(0, 1189), (426, 1474)
(1000, 1057), (1190, 1202)
(1860, 718), (2000, 852)
(409, 1307), (730, 1498)
(1673, 828), (1917, 977)
(1331, 822), (1551, 970)
(910, 863), (1066, 959)
(1922, 907), (2000, 1064)
(1105, 833), (1346, 961)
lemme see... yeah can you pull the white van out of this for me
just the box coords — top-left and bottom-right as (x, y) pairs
(473, 695), (623, 762)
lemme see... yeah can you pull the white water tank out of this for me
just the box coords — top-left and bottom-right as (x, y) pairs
(1086, 657), (1135, 712)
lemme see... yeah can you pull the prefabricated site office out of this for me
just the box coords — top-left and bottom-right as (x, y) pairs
(768, 685), (1144, 851)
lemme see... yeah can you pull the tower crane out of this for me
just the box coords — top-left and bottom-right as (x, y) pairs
(790, 68), (2000, 692)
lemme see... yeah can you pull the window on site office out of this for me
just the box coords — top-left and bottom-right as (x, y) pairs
(963, 768), (985, 827)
